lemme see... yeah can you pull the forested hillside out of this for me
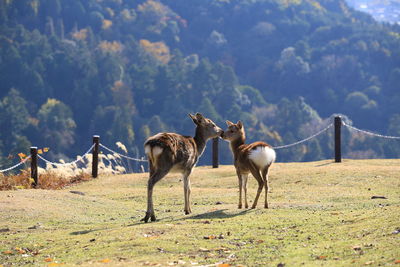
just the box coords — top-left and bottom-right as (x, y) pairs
(346, 0), (399, 23)
(1, 0), (400, 167)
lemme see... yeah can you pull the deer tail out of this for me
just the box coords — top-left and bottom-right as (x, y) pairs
(144, 144), (163, 169)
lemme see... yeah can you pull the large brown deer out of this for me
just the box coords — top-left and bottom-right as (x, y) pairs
(142, 113), (223, 222)
(222, 120), (276, 209)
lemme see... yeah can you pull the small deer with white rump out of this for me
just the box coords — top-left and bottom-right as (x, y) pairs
(222, 120), (276, 209)
(142, 113), (223, 223)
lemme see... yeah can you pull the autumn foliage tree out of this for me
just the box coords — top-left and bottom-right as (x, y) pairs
(0, 0), (399, 165)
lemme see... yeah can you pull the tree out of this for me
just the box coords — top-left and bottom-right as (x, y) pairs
(61, 0), (86, 31)
(0, 42), (24, 98)
(37, 99), (76, 153)
(137, 0), (172, 34)
(198, 98), (222, 125)
(89, 11), (104, 32)
(1, 0), (400, 163)
(388, 114), (400, 136)
(43, 0), (61, 19)
(275, 47), (310, 76)
(0, 89), (32, 163)
(0, 89), (30, 143)
(109, 81), (136, 150)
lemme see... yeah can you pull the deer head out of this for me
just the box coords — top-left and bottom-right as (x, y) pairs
(221, 120), (245, 142)
(189, 113), (223, 140)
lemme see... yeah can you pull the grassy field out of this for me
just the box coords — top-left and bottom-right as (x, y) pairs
(1, 159), (400, 266)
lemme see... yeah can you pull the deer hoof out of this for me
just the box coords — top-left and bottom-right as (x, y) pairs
(251, 205), (256, 209)
(141, 212), (155, 223)
(238, 204), (242, 209)
(245, 204), (249, 209)
(185, 210), (190, 215)
(141, 215), (149, 223)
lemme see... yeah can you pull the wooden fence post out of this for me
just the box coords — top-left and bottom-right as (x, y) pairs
(212, 137), (219, 168)
(92, 135), (100, 178)
(30, 147), (38, 187)
(334, 116), (342, 163)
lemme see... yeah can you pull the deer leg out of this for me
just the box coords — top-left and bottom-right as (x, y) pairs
(183, 171), (192, 215)
(242, 173), (249, 209)
(237, 170), (243, 209)
(249, 164), (264, 209)
(142, 168), (169, 223)
(262, 166), (270, 209)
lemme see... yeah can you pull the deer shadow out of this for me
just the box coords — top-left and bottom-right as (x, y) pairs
(124, 209), (252, 226)
(70, 229), (102, 235)
(185, 209), (251, 220)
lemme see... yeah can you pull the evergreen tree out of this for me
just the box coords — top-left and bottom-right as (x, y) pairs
(37, 99), (76, 155)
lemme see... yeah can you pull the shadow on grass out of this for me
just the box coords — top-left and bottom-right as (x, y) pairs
(70, 229), (103, 235)
(120, 209), (253, 226)
(315, 161), (335, 167)
(186, 209), (251, 220)
(127, 221), (148, 227)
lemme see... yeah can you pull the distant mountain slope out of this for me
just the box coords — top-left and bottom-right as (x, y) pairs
(346, 0), (400, 24)
(0, 0), (400, 167)
(164, 0), (400, 129)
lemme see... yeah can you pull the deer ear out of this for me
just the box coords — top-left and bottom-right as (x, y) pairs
(189, 114), (199, 125)
(195, 112), (204, 119)
(195, 113), (205, 124)
(237, 120), (243, 129)
(226, 120), (234, 126)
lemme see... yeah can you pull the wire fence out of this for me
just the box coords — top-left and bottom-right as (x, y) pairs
(0, 143), (147, 176)
(1, 115), (400, 178)
(99, 143), (148, 162)
(0, 156), (31, 173)
(37, 144), (95, 167)
(272, 123), (333, 150)
(343, 121), (400, 140)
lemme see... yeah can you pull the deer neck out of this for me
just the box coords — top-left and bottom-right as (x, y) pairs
(230, 136), (246, 159)
(193, 127), (207, 157)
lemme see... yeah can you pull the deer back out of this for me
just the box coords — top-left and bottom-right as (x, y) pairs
(145, 133), (198, 171)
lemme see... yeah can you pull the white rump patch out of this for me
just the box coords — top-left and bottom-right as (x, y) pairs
(248, 146), (276, 169)
(144, 145), (151, 155)
(144, 145), (163, 156)
(145, 145), (163, 167)
(152, 146), (163, 157)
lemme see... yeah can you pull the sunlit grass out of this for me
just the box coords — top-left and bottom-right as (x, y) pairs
(0, 159), (399, 266)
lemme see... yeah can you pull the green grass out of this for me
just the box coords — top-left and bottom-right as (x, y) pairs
(1, 159), (400, 266)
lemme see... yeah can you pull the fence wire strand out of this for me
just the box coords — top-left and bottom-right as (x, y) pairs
(99, 143), (148, 162)
(0, 156), (32, 173)
(37, 144), (95, 166)
(343, 122), (400, 140)
(4, 115), (399, 174)
(272, 123), (333, 150)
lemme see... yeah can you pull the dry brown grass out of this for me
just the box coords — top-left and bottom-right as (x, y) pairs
(0, 148), (126, 191)
(0, 170), (32, 190)
(0, 169), (92, 191)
